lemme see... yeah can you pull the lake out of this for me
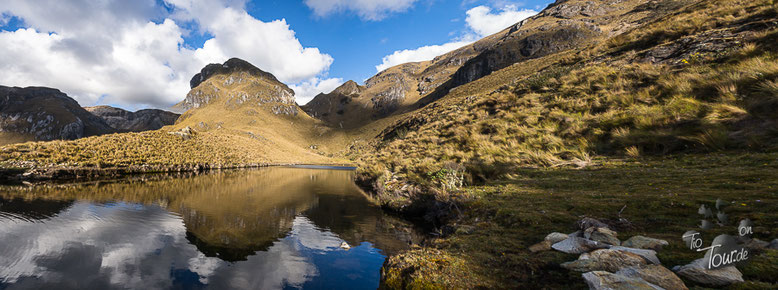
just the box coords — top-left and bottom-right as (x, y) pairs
(0, 167), (420, 289)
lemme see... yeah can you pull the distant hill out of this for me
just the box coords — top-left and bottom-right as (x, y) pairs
(0, 86), (115, 145)
(85, 106), (179, 132)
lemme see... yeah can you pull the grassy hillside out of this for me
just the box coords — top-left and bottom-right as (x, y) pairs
(348, 0), (778, 288)
(353, 0), (778, 211)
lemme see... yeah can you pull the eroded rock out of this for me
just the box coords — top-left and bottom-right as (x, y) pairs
(622, 236), (669, 251)
(610, 246), (661, 265)
(582, 271), (662, 290)
(584, 227), (620, 246)
(675, 258), (744, 287)
(552, 236), (611, 254)
(617, 265), (688, 290)
(561, 249), (647, 272)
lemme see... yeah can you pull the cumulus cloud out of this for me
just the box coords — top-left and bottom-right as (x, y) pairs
(303, 0), (418, 21)
(375, 41), (472, 72)
(373, 4), (537, 73)
(0, 0), (334, 109)
(465, 5), (537, 37)
(289, 77), (344, 105)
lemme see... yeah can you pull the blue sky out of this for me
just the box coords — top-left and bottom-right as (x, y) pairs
(0, 0), (551, 109)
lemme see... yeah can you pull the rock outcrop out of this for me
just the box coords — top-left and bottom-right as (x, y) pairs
(0, 86), (115, 145)
(85, 105), (179, 132)
(174, 58), (297, 115)
(302, 80), (365, 125)
(674, 258), (744, 287)
(617, 265), (688, 290)
(582, 271), (663, 290)
(622, 236), (670, 251)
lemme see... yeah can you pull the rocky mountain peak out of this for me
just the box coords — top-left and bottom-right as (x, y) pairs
(189, 58), (288, 91)
(0, 86), (115, 144)
(175, 58), (299, 116)
(332, 80), (364, 96)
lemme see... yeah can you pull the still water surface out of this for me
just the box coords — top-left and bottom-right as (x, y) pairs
(0, 167), (418, 289)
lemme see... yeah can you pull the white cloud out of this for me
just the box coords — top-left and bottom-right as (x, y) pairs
(373, 4), (537, 73)
(375, 41), (472, 72)
(289, 77), (344, 105)
(0, 0), (334, 109)
(465, 5), (537, 37)
(303, 0), (418, 21)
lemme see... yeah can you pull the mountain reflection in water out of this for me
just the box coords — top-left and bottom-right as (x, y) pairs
(0, 167), (420, 289)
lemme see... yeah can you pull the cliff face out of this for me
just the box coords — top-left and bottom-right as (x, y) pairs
(0, 86), (115, 145)
(85, 106), (180, 132)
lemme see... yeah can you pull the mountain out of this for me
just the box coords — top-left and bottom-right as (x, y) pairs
(354, 0), (778, 209)
(170, 58), (346, 162)
(0, 58), (344, 169)
(303, 0), (634, 128)
(173, 57), (296, 113)
(85, 106), (179, 132)
(0, 86), (115, 146)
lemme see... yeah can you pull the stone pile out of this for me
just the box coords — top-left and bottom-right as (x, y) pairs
(530, 218), (749, 289)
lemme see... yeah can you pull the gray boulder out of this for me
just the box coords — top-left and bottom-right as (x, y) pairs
(617, 265), (688, 290)
(675, 258), (744, 287)
(552, 236), (611, 254)
(562, 249), (648, 272)
(582, 271), (662, 290)
(610, 246), (661, 265)
(622, 236), (669, 251)
(585, 227), (620, 246)
(770, 239), (778, 249)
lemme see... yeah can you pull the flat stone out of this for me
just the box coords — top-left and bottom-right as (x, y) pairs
(610, 246), (661, 265)
(617, 265), (688, 290)
(529, 240), (553, 253)
(675, 258), (744, 287)
(552, 236), (611, 254)
(578, 217), (609, 230)
(561, 249), (647, 272)
(622, 236), (669, 251)
(545, 232), (569, 244)
(582, 271), (662, 290)
(585, 227), (620, 246)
